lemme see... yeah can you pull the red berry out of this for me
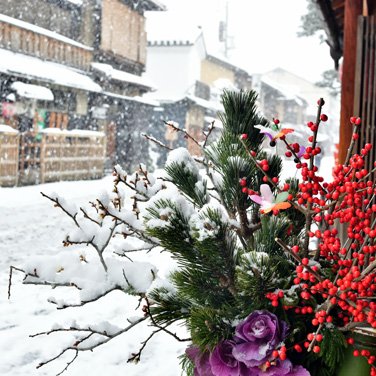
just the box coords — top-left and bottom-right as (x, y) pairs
(355, 117), (361, 125)
(279, 352), (287, 360)
(365, 143), (372, 151)
(241, 134), (248, 140)
(273, 118), (280, 125)
(320, 114), (328, 122)
(350, 116), (357, 124)
(313, 346), (321, 353)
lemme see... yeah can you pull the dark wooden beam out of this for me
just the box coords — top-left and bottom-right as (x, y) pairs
(338, 0), (363, 163)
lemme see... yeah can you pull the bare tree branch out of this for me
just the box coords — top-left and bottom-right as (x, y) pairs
(141, 133), (172, 151)
(41, 192), (80, 228)
(164, 120), (201, 148)
(32, 317), (147, 373)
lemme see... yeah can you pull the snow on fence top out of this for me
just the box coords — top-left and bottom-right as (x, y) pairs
(0, 124), (18, 134)
(0, 48), (102, 93)
(40, 128), (105, 137)
(0, 13), (92, 50)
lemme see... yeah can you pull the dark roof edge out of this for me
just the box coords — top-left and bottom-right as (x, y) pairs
(315, 0), (343, 68)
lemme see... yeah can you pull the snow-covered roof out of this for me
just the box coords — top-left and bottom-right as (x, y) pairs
(66, 0), (83, 5)
(146, 11), (203, 46)
(103, 91), (159, 107)
(205, 52), (250, 75)
(11, 82), (54, 101)
(0, 48), (102, 93)
(0, 124), (18, 134)
(260, 76), (306, 106)
(262, 67), (335, 116)
(91, 63), (155, 90)
(186, 95), (223, 112)
(0, 14), (92, 51)
(155, 94), (222, 112)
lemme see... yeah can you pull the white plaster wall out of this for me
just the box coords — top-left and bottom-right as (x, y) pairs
(144, 37), (206, 100)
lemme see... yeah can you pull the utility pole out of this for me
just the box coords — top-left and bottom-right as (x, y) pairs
(224, 1), (229, 58)
(219, 1), (233, 58)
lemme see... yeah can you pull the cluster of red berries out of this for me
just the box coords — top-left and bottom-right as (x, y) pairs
(271, 345), (287, 361)
(262, 108), (375, 369)
(239, 177), (255, 195)
(285, 143), (301, 159)
(265, 291), (284, 307)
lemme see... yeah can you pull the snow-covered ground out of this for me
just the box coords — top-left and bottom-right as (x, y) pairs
(0, 156), (334, 376)
(0, 176), (187, 376)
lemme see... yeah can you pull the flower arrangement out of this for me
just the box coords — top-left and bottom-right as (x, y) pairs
(10, 90), (376, 376)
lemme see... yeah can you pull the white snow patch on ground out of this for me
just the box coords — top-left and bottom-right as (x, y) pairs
(0, 176), (186, 376)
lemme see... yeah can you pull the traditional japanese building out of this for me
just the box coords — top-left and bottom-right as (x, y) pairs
(0, 0), (165, 185)
(143, 11), (252, 159)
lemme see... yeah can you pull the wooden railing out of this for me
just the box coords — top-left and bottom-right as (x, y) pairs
(0, 19), (92, 71)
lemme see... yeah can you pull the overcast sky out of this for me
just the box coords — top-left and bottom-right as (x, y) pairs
(157, 0), (334, 83)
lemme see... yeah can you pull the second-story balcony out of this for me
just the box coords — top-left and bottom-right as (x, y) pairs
(0, 13), (92, 71)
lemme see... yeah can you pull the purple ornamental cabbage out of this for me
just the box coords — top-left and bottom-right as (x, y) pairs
(232, 310), (288, 367)
(186, 346), (214, 376)
(209, 340), (252, 376)
(259, 359), (310, 376)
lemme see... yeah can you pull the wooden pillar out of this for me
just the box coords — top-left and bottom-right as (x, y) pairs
(339, 0), (363, 163)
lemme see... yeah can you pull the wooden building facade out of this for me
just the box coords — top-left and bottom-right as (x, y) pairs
(316, 0), (376, 172)
(0, 0), (165, 185)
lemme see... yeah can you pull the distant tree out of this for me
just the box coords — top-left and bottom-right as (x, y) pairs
(298, 1), (342, 73)
(315, 69), (341, 96)
(297, 0), (325, 42)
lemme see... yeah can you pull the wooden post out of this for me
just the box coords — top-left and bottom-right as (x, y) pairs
(40, 133), (46, 184)
(339, 0), (363, 163)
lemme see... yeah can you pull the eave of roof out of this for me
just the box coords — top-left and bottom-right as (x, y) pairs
(205, 53), (250, 76)
(315, 0), (344, 66)
(139, 0), (166, 11)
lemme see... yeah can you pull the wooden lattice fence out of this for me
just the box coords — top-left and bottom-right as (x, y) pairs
(0, 125), (19, 187)
(39, 129), (106, 184)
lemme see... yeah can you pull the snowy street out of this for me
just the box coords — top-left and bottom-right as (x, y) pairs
(0, 176), (186, 376)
